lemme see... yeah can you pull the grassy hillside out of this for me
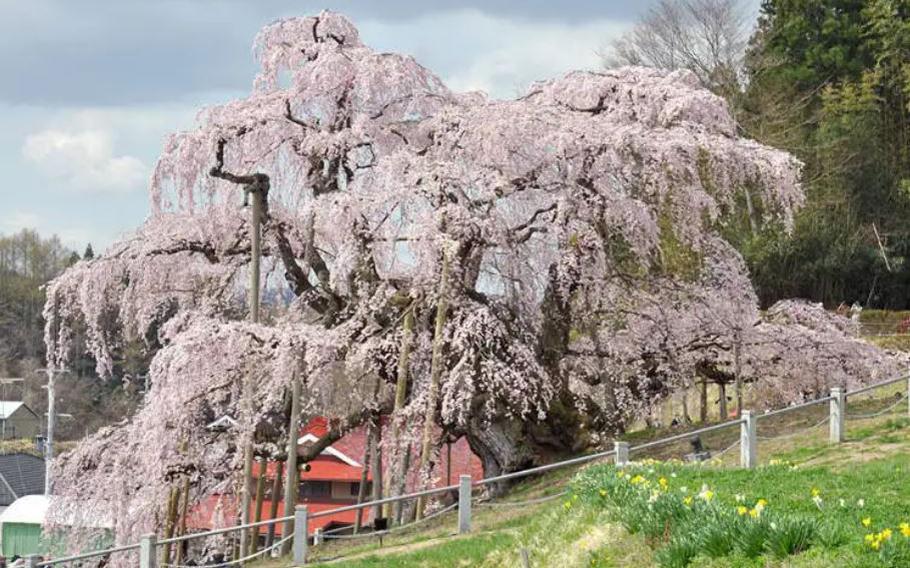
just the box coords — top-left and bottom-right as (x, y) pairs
(253, 389), (910, 567)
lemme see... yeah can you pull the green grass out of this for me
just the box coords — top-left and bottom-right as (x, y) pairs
(572, 449), (910, 567)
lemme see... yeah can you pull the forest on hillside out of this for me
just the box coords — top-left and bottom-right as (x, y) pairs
(611, 0), (910, 309)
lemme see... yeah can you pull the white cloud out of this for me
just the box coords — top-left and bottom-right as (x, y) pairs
(22, 128), (148, 194)
(361, 10), (628, 98)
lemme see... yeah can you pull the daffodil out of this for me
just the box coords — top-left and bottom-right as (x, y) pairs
(683, 496), (693, 507)
(599, 489), (607, 498)
(862, 517), (872, 528)
(658, 477), (669, 490)
(749, 508), (760, 518)
(736, 505), (748, 516)
(811, 487), (820, 497)
(899, 522), (910, 537)
(882, 528), (893, 540)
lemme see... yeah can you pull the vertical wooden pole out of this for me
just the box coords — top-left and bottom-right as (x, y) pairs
(160, 486), (179, 566)
(370, 421), (383, 521)
(416, 248), (451, 519)
(718, 382), (728, 421)
(734, 331), (743, 418)
(699, 379), (708, 423)
(240, 189), (263, 558)
(353, 424), (372, 534)
(384, 307), (415, 519)
(250, 461), (266, 555)
(281, 374), (301, 556)
(265, 460), (284, 549)
(174, 476), (190, 566)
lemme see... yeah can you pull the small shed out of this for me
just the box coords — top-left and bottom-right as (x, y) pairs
(0, 494), (48, 557)
(0, 402), (40, 440)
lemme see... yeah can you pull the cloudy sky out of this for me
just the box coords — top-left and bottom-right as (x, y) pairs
(1, 0), (676, 251)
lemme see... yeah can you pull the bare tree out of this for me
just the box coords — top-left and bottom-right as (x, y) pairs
(605, 0), (750, 97)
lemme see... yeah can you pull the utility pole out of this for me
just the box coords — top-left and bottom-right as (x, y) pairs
(239, 188), (263, 557)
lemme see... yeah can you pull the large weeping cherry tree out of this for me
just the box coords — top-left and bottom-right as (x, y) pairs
(42, 11), (905, 558)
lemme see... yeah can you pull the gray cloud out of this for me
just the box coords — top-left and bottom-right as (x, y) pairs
(2, 0), (655, 106)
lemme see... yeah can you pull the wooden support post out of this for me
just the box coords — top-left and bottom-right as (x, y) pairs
(740, 410), (756, 468)
(175, 476), (190, 566)
(265, 460), (284, 549)
(160, 486), (179, 566)
(458, 474), (472, 534)
(699, 379), (708, 423)
(314, 528), (324, 546)
(416, 247), (451, 519)
(830, 387), (845, 443)
(240, 184), (264, 558)
(384, 307), (415, 519)
(250, 461), (266, 555)
(281, 375), (301, 557)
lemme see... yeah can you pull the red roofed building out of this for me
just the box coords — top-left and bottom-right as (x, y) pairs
(188, 416), (483, 539)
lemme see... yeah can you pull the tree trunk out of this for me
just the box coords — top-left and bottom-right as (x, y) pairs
(415, 249), (451, 519)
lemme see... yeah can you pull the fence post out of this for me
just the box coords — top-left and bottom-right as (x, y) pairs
(740, 411), (756, 469)
(293, 505), (308, 565)
(614, 441), (629, 466)
(458, 474), (472, 534)
(140, 533), (157, 568)
(830, 387), (845, 443)
(314, 527), (323, 546)
(26, 555), (39, 568)
(906, 376), (909, 417)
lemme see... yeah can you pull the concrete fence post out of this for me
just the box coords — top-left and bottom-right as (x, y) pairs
(26, 555), (39, 568)
(458, 474), (472, 534)
(740, 411), (756, 469)
(830, 387), (845, 443)
(314, 527), (323, 546)
(614, 441), (629, 466)
(906, 376), (910, 417)
(139, 534), (157, 568)
(293, 505), (308, 565)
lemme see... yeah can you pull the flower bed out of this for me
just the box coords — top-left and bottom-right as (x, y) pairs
(571, 457), (910, 567)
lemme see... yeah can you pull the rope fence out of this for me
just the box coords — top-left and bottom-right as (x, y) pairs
(161, 534), (293, 568)
(846, 393), (908, 420)
(32, 371), (910, 567)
